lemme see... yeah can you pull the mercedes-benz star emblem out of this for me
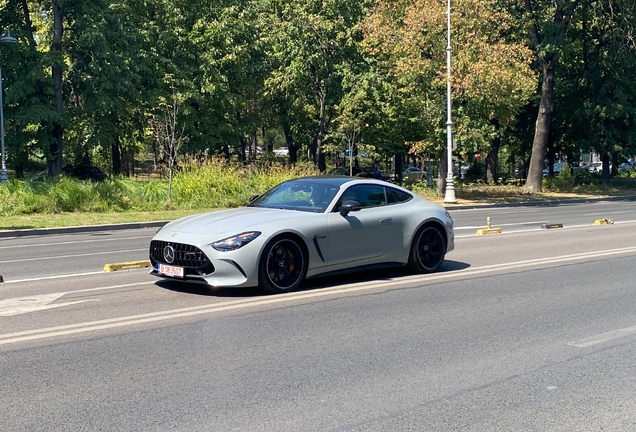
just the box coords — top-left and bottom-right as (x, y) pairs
(163, 245), (176, 264)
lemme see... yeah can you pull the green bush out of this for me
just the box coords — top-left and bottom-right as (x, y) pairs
(543, 166), (575, 191)
(0, 159), (319, 216)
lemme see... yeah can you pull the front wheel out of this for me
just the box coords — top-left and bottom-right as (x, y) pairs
(259, 235), (307, 294)
(407, 225), (446, 273)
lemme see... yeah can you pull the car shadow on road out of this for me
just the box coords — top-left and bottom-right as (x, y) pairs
(154, 280), (265, 298)
(299, 260), (470, 292)
(154, 260), (470, 298)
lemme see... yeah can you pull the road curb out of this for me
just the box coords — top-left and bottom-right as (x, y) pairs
(443, 195), (636, 211)
(0, 221), (168, 238)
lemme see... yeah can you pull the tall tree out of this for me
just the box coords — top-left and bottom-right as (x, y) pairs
(522, 0), (581, 193)
(0, 1), (55, 178)
(64, 0), (150, 175)
(48, 0), (64, 176)
(556, 0), (636, 184)
(363, 0), (536, 190)
(262, 0), (365, 171)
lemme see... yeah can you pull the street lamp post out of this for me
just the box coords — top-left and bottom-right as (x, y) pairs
(443, 0), (457, 203)
(1, 30), (18, 184)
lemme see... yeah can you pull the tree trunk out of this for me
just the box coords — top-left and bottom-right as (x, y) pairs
(602, 153), (611, 185)
(282, 120), (298, 164)
(238, 136), (246, 162)
(112, 137), (122, 175)
(485, 120), (500, 184)
(394, 154), (403, 184)
(20, 0), (35, 43)
(316, 91), (327, 172)
(48, 0), (64, 177)
(547, 142), (555, 176)
(437, 148), (448, 195)
(523, 58), (555, 193)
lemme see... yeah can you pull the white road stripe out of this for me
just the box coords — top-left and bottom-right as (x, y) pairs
(2, 246), (636, 346)
(0, 282), (155, 316)
(4, 271), (112, 284)
(568, 325), (636, 348)
(0, 249), (146, 264)
(0, 236), (150, 250)
(454, 221), (549, 230)
(583, 211), (635, 216)
(454, 220), (636, 238)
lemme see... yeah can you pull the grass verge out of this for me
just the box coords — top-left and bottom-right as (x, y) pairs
(0, 209), (215, 230)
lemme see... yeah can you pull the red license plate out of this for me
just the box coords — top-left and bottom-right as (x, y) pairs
(158, 263), (184, 278)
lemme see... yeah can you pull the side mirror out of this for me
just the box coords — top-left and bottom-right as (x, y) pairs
(248, 194), (260, 203)
(339, 200), (362, 216)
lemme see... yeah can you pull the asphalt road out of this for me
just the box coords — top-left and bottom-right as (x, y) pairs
(1, 199), (636, 431)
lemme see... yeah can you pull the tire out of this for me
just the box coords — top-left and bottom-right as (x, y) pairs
(407, 225), (446, 273)
(258, 235), (307, 294)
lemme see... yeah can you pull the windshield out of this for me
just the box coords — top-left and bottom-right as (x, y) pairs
(248, 179), (340, 213)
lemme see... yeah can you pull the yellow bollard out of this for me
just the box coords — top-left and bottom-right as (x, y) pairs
(476, 217), (502, 235)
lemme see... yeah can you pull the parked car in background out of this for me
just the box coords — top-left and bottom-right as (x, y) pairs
(273, 147), (289, 157)
(403, 166), (426, 182)
(61, 164), (108, 181)
(328, 166), (383, 180)
(543, 162), (568, 176)
(573, 163), (589, 173)
(618, 161), (634, 172)
(587, 162), (603, 173)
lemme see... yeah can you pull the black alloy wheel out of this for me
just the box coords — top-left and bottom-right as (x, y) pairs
(408, 225), (446, 273)
(259, 236), (307, 293)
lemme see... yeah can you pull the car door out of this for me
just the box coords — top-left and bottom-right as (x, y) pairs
(325, 184), (403, 266)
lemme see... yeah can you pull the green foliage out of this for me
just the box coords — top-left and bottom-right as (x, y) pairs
(0, 160), (319, 216)
(542, 165), (574, 191)
(542, 167), (609, 191)
(171, 159), (319, 208)
(2, 0), (635, 195)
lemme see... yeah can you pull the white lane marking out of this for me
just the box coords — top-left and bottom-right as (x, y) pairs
(454, 220), (636, 238)
(583, 211), (635, 216)
(0, 249), (146, 264)
(454, 221), (549, 230)
(2, 246), (636, 346)
(568, 325), (636, 348)
(448, 208), (544, 213)
(0, 293), (96, 316)
(0, 282), (154, 316)
(4, 271), (109, 284)
(3, 269), (152, 284)
(0, 236), (150, 250)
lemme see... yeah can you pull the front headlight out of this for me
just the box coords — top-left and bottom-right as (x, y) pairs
(211, 231), (261, 252)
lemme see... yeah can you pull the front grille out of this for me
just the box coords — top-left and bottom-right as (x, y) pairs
(150, 240), (214, 276)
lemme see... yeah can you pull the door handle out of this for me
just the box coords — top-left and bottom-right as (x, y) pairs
(380, 217), (392, 223)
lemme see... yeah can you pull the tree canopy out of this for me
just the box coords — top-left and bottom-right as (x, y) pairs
(0, 0), (634, 188)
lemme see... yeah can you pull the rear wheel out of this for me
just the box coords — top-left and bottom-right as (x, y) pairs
(259, 235), (307, 294)
(408, 225), (446, 273)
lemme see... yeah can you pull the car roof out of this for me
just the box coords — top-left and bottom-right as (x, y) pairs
(289, 176), (394, 188)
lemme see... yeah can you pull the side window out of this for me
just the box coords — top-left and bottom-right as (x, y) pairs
(335, 184), (386, 211)
(386, 187), (413, 204)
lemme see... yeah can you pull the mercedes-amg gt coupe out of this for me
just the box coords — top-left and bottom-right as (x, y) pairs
(149, 176), (454, 293)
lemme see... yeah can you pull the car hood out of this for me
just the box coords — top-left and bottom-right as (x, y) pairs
(160, 207), (312, 236)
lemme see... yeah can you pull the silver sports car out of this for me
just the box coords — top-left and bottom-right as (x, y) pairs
(149, 176), (454, 293)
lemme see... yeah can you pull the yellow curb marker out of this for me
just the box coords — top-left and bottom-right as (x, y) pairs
(476, 217), (502, 235)
(594, 217), (614, 225)
(104, 260), (151, 272)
